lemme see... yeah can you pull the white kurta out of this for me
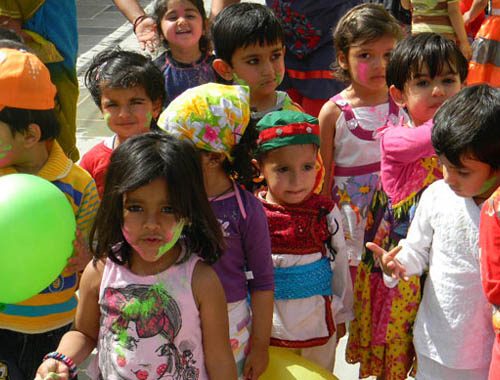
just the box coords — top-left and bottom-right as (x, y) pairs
(384, 180), (494, 370)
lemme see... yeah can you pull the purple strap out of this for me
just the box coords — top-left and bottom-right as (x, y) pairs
(331, 94), (399, 141)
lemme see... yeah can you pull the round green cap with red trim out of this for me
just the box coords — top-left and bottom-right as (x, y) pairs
(256, 110), (320, 153)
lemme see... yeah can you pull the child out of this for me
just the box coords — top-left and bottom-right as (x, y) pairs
(159, 83), (274, 379)
(79, 48), (165, 197)
(254, 110), (353, 371)
(400, 0), (472, 59)
(210, 3), (303, 122)
(477, 85), (500, 380)
(467, 0), (500, 86)
(152, 0), (216, 106)
(36, 132), (237, 379)
(346, 32), (467, 379)
(319, 3), (403, 281)
(0, 48), (99, 379)
(370, 84), (498, 379)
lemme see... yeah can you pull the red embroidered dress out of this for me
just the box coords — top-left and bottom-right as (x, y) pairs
(258, 192), (353, 348)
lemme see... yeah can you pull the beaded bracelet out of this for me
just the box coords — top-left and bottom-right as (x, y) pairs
(43, 352), (78, 379)
(133, 15), (148, 34)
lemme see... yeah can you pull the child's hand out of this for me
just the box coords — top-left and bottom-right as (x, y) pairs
(459, 40), (472, 60)
(336, 323), (346, 340)
(243, 346), (269, 380)
(35, 359), (69, 380)
(366, 242), (408, 281)
(65, 229), (92, 273)
(134, 16), (160, 52)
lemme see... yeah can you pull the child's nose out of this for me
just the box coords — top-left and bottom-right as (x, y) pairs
(144, 212), (161, 229)
(431, 84), (445, 97)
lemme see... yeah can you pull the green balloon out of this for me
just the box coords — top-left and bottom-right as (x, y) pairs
(0, 174), (76, 304)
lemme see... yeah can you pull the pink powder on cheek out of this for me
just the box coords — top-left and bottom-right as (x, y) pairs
(357, 62), (369, 83)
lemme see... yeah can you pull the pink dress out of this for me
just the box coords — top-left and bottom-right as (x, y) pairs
(88, 250), (208, 380)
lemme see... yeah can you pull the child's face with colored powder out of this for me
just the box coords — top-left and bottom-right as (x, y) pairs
(160, 0), (204, 51)
(221, 41), (285, 108)
(100, 85), (161, 145)
(122, 177), (184, 275)
(259, 143), (317, 205)
(341, 35), (396, 92)
(0, 121), (24, 168)
(393, 63), (462, 126)
(440, 154), (500, 201)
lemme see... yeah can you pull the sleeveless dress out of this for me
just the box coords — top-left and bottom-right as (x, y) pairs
(88, 251), (208, 380)
(331, 93), (401, 267)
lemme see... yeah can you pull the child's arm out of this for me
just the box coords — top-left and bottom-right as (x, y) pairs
(328, 207), (354, 334)
(244, 290), (273, 380)
(381, 119), (436, 165)
(463, 0), (488, 26)
(66, 180), (100, 273)
(448, 1), (472, 59)
(400, 0), (411, 10)
(319, 101), (341, 197)
(36, 260), (103, 378)
(369, 184), (435, 284)
(193, 262), (237, 380)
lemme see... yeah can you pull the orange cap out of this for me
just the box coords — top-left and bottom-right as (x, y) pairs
(0, 48), (56, 112)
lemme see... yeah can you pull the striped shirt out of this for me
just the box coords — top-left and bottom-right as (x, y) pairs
(0, 141), (99, 333)
(411, 0), (457, 38)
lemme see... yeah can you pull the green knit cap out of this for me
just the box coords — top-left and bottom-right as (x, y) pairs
(256, 110), (320, 153)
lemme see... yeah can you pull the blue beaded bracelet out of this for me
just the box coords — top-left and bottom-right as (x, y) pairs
(43, 352), (78, 378)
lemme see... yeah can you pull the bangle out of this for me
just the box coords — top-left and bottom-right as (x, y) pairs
(133, 14), (148, 34)
(43, 352), (78, 378)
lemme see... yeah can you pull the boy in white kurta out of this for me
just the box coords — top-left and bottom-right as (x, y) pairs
(369, 85), (500, 379)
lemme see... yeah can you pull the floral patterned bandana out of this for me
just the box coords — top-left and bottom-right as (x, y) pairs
(158, 83), (250, 161)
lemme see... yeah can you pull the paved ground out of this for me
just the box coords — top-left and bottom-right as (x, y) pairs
(73, 1), (367, 379)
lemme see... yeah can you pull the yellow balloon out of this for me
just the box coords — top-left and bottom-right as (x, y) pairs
(261, 346), (339, 380)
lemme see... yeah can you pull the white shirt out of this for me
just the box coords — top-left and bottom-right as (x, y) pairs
(384, 180), (494, 369)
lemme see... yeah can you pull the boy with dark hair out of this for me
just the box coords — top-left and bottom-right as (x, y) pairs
(371, 84), (499, 379)
(211, 3), (303, 121)
(0, 48), (99, 380)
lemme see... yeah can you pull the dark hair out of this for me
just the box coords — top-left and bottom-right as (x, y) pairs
(432, 85), (500, 169)
(333, 3), (403, 82)
(85, 48), (165, 109)
(90, 132), (224, 265)
(221, 118), (259, 188)
(0, 107), (60, 141)
(211, 3), (284, 65)
(153, 0), (210, 53)
(387, 33), (468, 90)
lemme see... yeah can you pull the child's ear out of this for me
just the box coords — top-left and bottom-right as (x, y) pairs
(152, 99), (163, 119)
(389, 85), (406, 108)
(337, 51), (349, 71)
(23, 123), (42, 147)
(213, 58), (234, 81)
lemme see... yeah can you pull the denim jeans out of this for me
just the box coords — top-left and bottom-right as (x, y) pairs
(0, 324), (72, 380)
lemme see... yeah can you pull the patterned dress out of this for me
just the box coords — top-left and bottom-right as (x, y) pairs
(346, 119), (442, 379)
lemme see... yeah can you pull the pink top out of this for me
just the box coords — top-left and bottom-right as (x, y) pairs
(379, 118), (442, 209)
(91, 250), (208, 379)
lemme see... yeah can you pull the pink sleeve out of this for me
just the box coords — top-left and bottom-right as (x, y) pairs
(381, 120), (436, 165)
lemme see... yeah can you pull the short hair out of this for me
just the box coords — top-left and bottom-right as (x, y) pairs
(432, 85), (500, 169)
(90, 132), (225, 265)
(211, 3), (284, 65)
(333, 3), (403, 82)
(387, 33), (468, 90)
(0, 107), (60, 141)
(153, 0), (210, 53)
(85, 48), (165, 108)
